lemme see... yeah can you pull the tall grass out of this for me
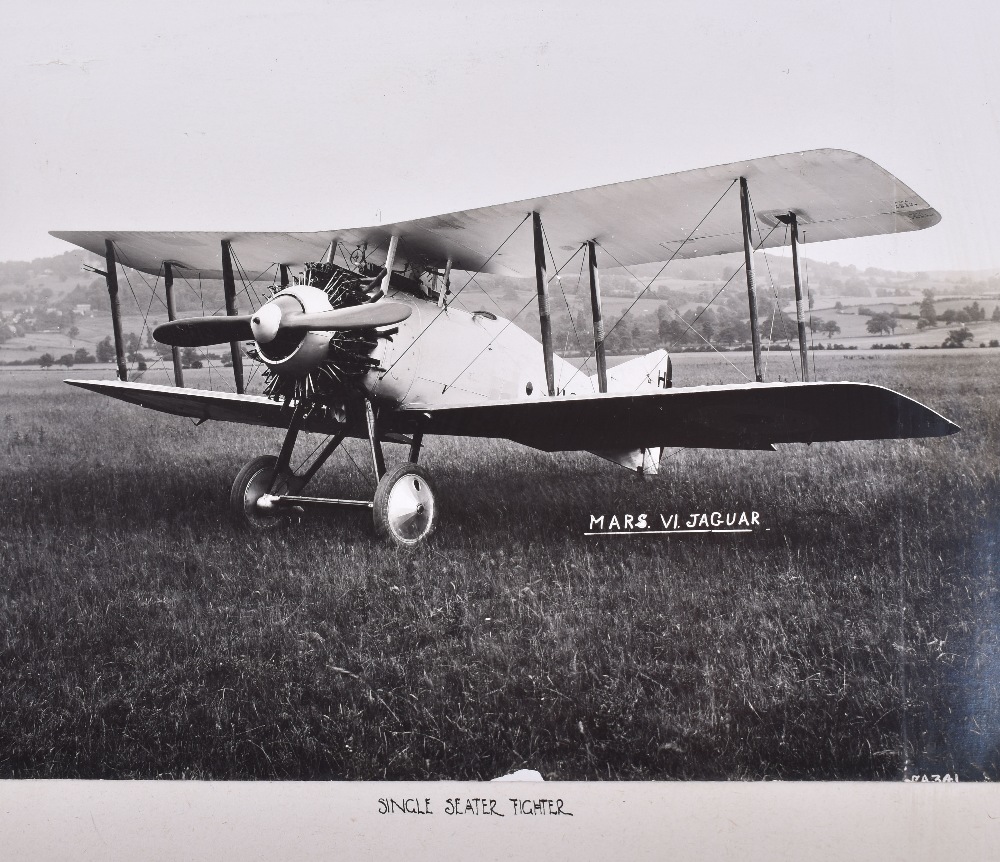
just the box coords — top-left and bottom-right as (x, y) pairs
(0, 352), (997, 779)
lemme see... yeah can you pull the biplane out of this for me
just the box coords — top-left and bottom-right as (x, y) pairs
(52, 148), (958, 546)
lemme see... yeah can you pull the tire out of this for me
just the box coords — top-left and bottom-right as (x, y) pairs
(230, 455), (293, 530)
(373, 463), (437, 547)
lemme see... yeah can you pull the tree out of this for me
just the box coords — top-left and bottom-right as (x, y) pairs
(992, 305), (1000, 322)
(808, 317), (825, 334)
(96, 336), (115, 363)
(822, 320), (841, 339)
(57, 353), (74, 367)
(38, 353), (54, 367)
(866, 313), (897, 335)
(74, 347), (93, 364)
(67, 325), (80, 341)
(658, 317), (687, 345)
(963, 301), (985, 321)
(943, 327), (974, 348)
(719, 324), (743, 345)
(919, 289), (937, 325)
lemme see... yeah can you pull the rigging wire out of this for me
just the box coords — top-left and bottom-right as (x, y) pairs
(381, 213), (532, 377)
(110, 244), (169, 313)
(444, 243), (587, 390)
(602, 179), (738, 340)
(228, 250), (278, 391)
(560, 179), (741, 389)
(569, 249), (597, 393)
(540, 220), (590, 387)
(591, 243), (751, 386)
(230, 249), (276, 313)
(655, 221), (783, 386)
(339, 438), (377, 491)
(747, 194), (798, 379)
(803, 230), (818, 381)
(112, 249), (161, 380)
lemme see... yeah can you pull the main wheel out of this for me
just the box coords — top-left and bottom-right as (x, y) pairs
(230, 455), (294, 530)
(373, 463), (437, 547)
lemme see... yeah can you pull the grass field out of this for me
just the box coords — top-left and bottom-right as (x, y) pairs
(1, 351), (998, 780)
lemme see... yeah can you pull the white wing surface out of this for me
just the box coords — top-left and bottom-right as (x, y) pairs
(52, 149), (939, 280)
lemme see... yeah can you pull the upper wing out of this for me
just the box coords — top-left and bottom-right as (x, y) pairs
(51, 149), (938, 280)
(393, 382), (959, 451)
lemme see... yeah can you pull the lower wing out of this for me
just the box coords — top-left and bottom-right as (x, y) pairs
(395, 381), (959, 451)
(63, 379), (358, 436)
(66, 379), (958, 452)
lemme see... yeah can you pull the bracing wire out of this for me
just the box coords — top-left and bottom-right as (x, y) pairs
(560, 179), (741, 389)
(747, 194), (798, 380)
(444, 243), (587, 391)
(381, 213), (532, 377)
(590, 243), (751, 387)
(540, 220), (589, 366)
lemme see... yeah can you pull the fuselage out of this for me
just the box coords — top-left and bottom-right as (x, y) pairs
(365, 292), (597, 409)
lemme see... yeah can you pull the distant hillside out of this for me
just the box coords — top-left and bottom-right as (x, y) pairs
(3, 247), (1000, 366)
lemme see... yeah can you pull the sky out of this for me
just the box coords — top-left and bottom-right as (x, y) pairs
(3, 0), (1000, 273)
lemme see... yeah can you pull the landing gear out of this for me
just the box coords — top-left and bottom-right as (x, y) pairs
(374, 463), (437, 547)
(230, 454), (294, 530)
(228, 398), (435, 545)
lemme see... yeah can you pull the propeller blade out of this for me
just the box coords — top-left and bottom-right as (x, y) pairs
(282, 300), (412, 332)
(154, 315), (254, 347)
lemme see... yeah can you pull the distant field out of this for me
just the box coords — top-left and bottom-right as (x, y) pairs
(0, 353), (998, 780)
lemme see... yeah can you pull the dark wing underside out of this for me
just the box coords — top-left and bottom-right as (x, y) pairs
(66, 379), (957, 453)
(395, 382), (959, 451)
(51, 149), (939, 280)
(64, 379), (363, 436)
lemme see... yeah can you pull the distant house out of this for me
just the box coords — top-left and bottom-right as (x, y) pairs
(74, 304), (92, 315)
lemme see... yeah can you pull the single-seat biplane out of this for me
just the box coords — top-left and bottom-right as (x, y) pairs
(52, 149), (958, 546)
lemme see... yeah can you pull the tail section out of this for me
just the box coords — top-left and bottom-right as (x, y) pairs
(598, 349), (672, 392)
(588, 350), (671, 474)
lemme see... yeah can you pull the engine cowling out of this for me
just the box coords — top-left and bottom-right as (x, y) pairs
(251, 285), (335, 377)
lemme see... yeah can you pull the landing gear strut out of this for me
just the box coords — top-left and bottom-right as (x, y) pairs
(229, 399), (436, 546)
